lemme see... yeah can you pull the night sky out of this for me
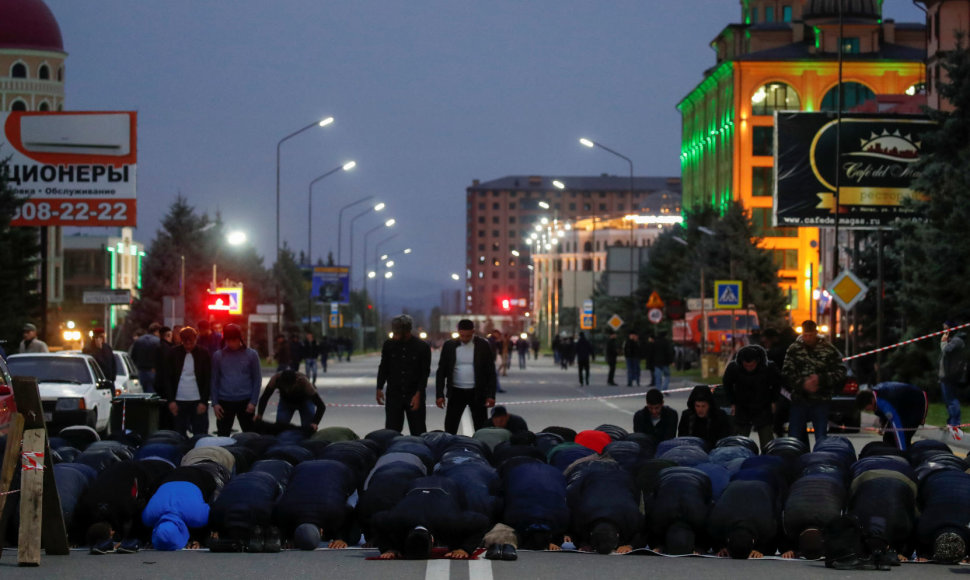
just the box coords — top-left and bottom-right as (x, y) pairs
(44, 0), (926, 314)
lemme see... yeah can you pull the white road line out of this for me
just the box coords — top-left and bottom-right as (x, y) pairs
(468, 559), (494, 580)
(573, 385), (635, 416)
(425, 559), (450, 580)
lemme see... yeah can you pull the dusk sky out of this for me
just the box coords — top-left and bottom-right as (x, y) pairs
(44, 1), (926, 315)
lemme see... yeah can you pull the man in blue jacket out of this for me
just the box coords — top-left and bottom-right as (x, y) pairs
(142, 480), (211, 551)
(210, 323), (263, 436)
(856, 382), (928, 450)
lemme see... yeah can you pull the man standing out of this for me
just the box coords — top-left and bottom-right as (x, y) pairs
(18, 322), (49, 353)
(575, 332), (593, 386)
(652, 331), (675, 392)
(435, 319), (497, 434)
(83, 328), (116, 382)
(722, 344), (783, 450)
(606, 331), (619, 386)
(377, 315), (432, 435)
(163, 327), (211, 438)
(939, 320), (966, 441)
(196, 320), (223, 355)
(516, 336), (529, 370)
(301, 331), (319, 385)
(130, 323), (161, 393)
(623, 331), (641, 387)
(782, 320), (846, 447)
(210, 323), (262, 436)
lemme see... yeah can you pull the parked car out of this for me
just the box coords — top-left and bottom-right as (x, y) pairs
(0, 356), (16, 435)
(114, 351), (142, 395)
(5, 352), (114, 436)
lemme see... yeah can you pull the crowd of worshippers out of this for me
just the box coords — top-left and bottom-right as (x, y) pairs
(3, 415), (970, 568)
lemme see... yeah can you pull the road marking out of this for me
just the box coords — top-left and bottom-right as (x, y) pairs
(574, 386), (635, 416)
(468, 559), (493, 580)
(425, 559), (450, 580)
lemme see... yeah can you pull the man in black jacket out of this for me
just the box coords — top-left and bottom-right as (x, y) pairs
(723, 345), (784, 450)
(605, 331), (619, 386)
(377, 314), (432, 434)
(435, 319), (497, 434)
(163, 326), (211, 438)
(678, 385), (731, 449)
(633, 388), (678, 443)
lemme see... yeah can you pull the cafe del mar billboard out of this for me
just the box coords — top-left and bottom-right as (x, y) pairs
(774, 112), (935, 228)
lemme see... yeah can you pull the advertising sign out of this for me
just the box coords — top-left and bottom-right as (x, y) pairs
(2, 112), (138, 227)
(774, 112), (935, 228)
(311, 266), (350, 304)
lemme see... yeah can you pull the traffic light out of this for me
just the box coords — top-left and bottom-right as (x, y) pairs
(205, 292), (233, 312)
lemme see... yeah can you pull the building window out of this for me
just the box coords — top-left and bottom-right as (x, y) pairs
(750, 7), (757, 23)
(492, 243), (500, 251)
(57, 66), (63, 81)
(478, 217), (485, 224)
(479, 256), (486, 264)
(509, 202), (516, 209)
(842, 37), (860, 54)
(782, 6), (792, 22)
(765, 6), (774, 22)
(38, 101), (50, 111)
(618, 204), (625, 211)
(584, 203), (591, 211)
(478, 203), (485, 210)
(492, 203), (500, 210)
(39, 64), (50, 80)
(509, 216), (517, 223)
(492, 230), (500, 237)
(820, 82), (875, 112)
(492, 216), (500, 224)
(509, 230), (516, 238)
(752, 167), (774, 197)
(11, 62), (27, 78)
(569, 203), (576, 210)
(478, 230), (485, 238)
(751, 82), (800, 115)
(772, 249), (799, 270)
(11, 100), (27, 111)
(752, 207), (798, 238)
(599, 203), (606, 210)
(752, 126), (773, 156)
(478, 244), (485, 251)
(492, 259), (501, 267)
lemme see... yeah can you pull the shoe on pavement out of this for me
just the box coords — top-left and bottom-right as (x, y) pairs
(116, 538), (140, 554)
(501, 544), (518, 561)
(949, 426), (964, 441)
(485, 544), (503, 560)
(90, 540), (115, 555)
(264, 526), (282, 553)
(247, 526), (265, 553)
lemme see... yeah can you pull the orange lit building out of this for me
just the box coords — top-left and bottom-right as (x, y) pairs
(678, 0), (925, 323)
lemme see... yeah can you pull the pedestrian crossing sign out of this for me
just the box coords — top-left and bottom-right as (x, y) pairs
(714, 280), (743, 309)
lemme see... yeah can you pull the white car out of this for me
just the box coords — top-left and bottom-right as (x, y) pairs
(6, 352), (114, 436)
(61, 349), (143, 396)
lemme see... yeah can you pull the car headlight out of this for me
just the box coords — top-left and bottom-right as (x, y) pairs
(54, 397), (85, 411)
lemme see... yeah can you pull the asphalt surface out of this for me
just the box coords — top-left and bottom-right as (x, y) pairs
(3, 351), (966, 577)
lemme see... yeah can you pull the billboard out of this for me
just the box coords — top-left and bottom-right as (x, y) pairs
(2, 111), (137, 227)
(311, 266), (350, 304)
(774, 112), (935, 228)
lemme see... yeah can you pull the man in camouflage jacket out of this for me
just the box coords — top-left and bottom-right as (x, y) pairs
(782, 320), (846, 447)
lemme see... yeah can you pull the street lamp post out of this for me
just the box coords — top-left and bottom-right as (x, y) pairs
(580, 138), (636, 297)
(363, 219), (396, 344)
(337, 195), (375, 265)
(306, 160), (356, 330)
(349, 203), (387, 290)
(373, 237), (404, 330)
(275, 116), (335, 336)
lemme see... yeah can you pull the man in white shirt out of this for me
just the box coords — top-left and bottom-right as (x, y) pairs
(435, 319), (497, 434)
(163, 326), (212, 437)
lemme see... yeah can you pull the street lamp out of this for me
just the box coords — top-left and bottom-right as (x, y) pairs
(212, 229), (248, 289)
(337, 195), (377, 265)
(275, 116), (335, 336)
(349, 202), (388, 290)
(306, 160), (356, 329)
(579, 137), (636, 296)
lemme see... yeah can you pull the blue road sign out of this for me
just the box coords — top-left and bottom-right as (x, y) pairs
(714, 280), (743, 309)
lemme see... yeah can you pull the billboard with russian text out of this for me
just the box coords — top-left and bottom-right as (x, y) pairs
(774, 112), (934, 228)
(1, 111), (137, 227)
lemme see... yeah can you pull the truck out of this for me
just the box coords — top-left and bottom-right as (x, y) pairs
(671, 309), (760, 369)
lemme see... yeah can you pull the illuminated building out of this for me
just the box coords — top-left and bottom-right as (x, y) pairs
(678, 0), (925, 323)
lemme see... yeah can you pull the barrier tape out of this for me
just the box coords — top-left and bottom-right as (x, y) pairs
(21, 451), (44, 471)
(842, 321), (970, 362)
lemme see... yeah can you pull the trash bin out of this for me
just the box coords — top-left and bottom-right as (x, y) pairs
(111, 393), (164, 438)
(701, 354), (721, 378)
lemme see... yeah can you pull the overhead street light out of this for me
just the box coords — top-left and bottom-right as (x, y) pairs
(337, 195), (375, 265)
(275, 115), (336, 335)
(306, 160), (356, 329)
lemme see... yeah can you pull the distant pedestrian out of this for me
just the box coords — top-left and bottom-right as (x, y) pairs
(163, 326), (211, 438)
(552, 335), (562, 366)
(575, 332), (593, 386)
(196, 320), (223, 355)
(301, 331), (319, 384)
(624, 331), (641, 387)
(516, 336), (529, 370)
(606, 331), (619, 386)
(435, 319), (497, 434)
(129, 322), (161, 393)
(273, 334), (292, 372)
(939, 320), (967, 441)
(531, 336), (540, 360)
(83, 327), (116, 382)
(318, 336), (331, 373)
(652, 332), (675, 391)
(376, 314), (431, 435)
(18, 322), (48, 354)
(210, 323), (262, 436)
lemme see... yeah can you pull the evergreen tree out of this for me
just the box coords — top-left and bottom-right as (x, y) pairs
(0, 157), (42, 350)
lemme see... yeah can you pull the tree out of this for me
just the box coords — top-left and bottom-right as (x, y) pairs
(893, 42), (970, 383)
(0, 156), (42, 350)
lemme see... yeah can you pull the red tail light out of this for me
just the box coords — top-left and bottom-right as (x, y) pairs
(842, 377), (859, 396)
